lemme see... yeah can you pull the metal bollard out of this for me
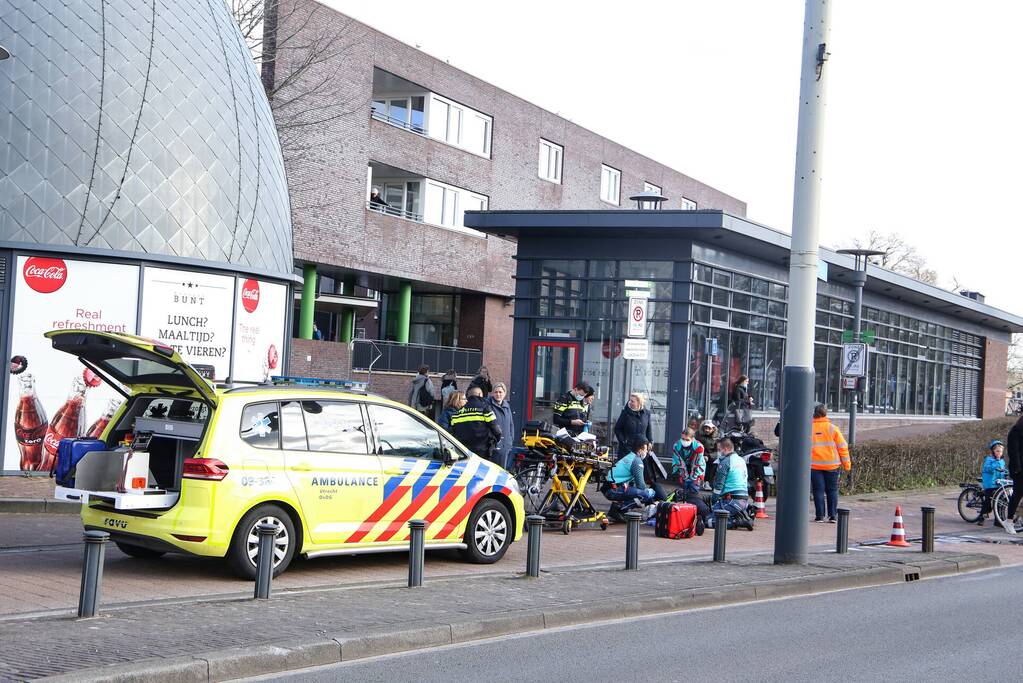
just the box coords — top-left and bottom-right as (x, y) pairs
(921, 506), (935, 553)
(713, 510), (729, 562)
(836, 508), (850, 554)
(253, 523), (276, 599)
(408, 519), (426, 587)
(78, 530), (109, 618)
(526, 515), (544, 578)
(625, 511), (642, 570)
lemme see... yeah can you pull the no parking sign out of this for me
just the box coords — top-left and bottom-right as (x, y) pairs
(628, 296), (647, 338)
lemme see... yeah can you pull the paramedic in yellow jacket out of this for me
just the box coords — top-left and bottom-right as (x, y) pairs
(810, 404), (851, 524)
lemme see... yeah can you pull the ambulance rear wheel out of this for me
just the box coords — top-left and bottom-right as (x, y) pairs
(461, 499), (512, 564)
(114, 542), (165, 559)
(227, 504), (296, 579)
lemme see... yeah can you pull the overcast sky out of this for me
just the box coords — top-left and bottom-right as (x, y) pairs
(324, 0), (1022, 313)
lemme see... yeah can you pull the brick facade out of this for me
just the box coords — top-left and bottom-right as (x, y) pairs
(981, 337), (1009, 419)
(273, 0), (746, 375)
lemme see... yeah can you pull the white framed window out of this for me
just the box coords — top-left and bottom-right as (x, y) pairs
(600, 164), (621, 205)
(643, 182), (661, 195)
(423, 179), (487, 234)
(681, 196), (698, 210)
(372, 96), (426, 133)
(427, 94), (491, 157)
(538, 139), (563, 183)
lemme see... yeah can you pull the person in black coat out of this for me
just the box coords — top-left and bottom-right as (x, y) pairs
(1002, 414), (1023, 533)
(729, 375), (754, 431)
(468, 366), (493, 397)
(450, 387), (502, 460)
(553, 382), (594, 435)
(614, 393), (653, 456)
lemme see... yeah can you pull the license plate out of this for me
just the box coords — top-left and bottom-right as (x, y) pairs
(763, 466), (774, 477)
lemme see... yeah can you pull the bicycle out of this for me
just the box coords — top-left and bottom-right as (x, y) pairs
(991, 478), (1023, 533)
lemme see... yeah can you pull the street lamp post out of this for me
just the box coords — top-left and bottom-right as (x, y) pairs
(836, 248), (885, 445)
(773, 0), (833, 566)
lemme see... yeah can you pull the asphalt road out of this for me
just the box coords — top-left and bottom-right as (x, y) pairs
(252, 565), (1022, 682)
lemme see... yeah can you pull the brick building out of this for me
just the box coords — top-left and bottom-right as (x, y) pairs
(268, 0), (744, 395)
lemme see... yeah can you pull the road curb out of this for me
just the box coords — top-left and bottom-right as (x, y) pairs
(0, 497), (78, 514)
(38, 554), (1000, 683)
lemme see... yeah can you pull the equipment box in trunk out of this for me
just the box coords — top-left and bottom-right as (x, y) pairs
(54, 448), (180, 511)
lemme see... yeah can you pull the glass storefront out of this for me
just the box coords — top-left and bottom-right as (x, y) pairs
(519, 255), (988, 455)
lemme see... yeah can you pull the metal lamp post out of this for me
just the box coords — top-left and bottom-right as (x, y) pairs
(773, 0), (833, 566)
(836, 248), (885, 445)
(628, 191), (668, 211)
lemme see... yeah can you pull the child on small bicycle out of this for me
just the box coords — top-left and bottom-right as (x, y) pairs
(979, 440), (1008, 525)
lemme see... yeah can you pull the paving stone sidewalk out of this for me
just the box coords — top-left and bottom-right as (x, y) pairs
(0, 548), (995, 682)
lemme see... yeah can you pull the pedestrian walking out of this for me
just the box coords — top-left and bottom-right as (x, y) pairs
(408, 365), (437, 418)
(810, 404), (851, 523)
(1001, 414), (1023, 534)
(486, 382), (515, 470)
(450, 386), (501, 460)
(468, 366), (493, 397)
(730, 375), (754, 431)
(613, 392), (652, 457)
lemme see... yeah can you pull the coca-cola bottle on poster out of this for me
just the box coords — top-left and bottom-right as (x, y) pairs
(87, 398), (121, 439)
(11, 356), (48, 472)
(40, 375), (89, 472)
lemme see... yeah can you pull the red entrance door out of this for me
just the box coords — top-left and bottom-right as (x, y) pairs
(528, 341), (580, 423)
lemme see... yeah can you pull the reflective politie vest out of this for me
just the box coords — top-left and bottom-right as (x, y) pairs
(552, 391), (588, 433)
(810, 417), (851, 471)
(449, 396), (500, 456)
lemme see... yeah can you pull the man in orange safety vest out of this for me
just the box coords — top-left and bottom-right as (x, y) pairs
(810, 403), (851, 523)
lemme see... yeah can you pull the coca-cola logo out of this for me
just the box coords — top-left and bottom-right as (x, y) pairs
(241, 279), (260, 313)
(23, 257), (68, 294)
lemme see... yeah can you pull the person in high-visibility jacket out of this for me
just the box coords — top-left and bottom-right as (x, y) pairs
(552, 382), (594, 435)
(450, 387), (502, 461)
(810, 404), (851, 523)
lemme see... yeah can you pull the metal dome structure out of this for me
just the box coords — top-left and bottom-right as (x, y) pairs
(0, 0), (293, 275)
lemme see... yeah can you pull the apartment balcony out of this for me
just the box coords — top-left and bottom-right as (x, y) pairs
(371, 67), (492, 158)
(367, 161), (487, 236)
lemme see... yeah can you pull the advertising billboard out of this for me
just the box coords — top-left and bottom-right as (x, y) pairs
(5, 257), (140, 472)
(138, 267), (236, 382)
(231, 278), (288, 383)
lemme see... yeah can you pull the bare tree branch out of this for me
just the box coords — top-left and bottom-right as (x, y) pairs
(846, 230), (942, 286)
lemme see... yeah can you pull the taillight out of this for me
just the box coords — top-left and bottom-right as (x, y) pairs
(182, 458), (229, 481)
(761, 453), (772, 462)
(171, 534), (208, 543)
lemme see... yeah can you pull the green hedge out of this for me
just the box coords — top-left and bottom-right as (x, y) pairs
(847, 417), (1017, 493)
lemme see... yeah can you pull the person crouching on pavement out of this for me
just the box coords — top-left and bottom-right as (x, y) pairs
(980, 440), (1008, 525)
(605, 438), (661, 510)
(709, 437), (753, 530)
(671, 428), (711, 525)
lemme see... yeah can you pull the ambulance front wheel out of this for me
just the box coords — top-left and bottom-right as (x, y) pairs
(461, 498), (512, 564)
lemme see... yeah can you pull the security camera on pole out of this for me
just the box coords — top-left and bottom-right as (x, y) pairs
(774, 0), (833, 566)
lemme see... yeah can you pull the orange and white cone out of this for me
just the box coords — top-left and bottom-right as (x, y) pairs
(886, 505), (911, 547)
(754, 480), (769, 519)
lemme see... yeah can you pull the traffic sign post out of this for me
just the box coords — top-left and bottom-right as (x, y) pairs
(627, 296), (648, 338)
(841, 343), (867, 377)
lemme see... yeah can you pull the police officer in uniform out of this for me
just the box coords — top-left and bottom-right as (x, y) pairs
(552, 382), (594, 436)
(450, 386), (502, 460)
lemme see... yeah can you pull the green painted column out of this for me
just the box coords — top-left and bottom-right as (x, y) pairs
(339, 276), (357, 343)
(299, 264), (317, 340)
(395, 281), (412, 344)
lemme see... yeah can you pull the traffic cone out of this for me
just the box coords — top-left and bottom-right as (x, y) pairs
(753, 480), (769, 519)
(885, 505), (911, 547)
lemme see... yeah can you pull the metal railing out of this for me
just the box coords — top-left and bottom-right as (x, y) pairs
(370, 108), (428, 135)
(366, 201), (423, 223)
(352, 339), (481, 375)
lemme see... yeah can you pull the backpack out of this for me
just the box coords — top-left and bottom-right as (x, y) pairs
(416, 381), (435, 408)
(51, 438), (106, 488)
(654, 501), (702, 539)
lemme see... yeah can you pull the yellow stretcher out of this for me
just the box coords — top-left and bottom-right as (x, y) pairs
(520, 426), (612, 534)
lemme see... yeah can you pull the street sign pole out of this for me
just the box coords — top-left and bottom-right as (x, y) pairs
(848, 268), (866, 445)
(774, 0), (832, 566)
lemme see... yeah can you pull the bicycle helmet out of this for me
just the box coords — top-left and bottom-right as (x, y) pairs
(989, 439), (1004, 450)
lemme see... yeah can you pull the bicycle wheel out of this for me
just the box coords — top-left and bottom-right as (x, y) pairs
(993, 487), (1010, 526)
(515, 464), (551, 516)
(957, 486), (984, 523)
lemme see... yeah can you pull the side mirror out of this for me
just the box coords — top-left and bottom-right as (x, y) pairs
(435, 446), (455, 466)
